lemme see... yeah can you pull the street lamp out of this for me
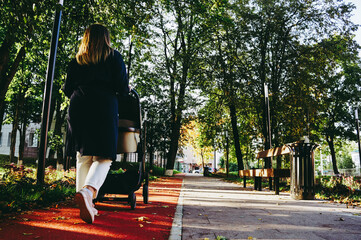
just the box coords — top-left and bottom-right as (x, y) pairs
(225, 130), (229, 178)
(264, 83), (273, 190)
(355, 109), (361, 172)
(264, 83), (272, 170)
(37, 0), (64, 184)
(320, 147), (323, 176)
(264, 83), (272, 151)
(213, 140), (217, 172)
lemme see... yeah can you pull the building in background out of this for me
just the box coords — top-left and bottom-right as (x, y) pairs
(0, 123), (40, 159)
(175, 146), (222, 173)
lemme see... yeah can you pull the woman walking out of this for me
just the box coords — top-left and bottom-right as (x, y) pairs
(63, 24), (129, 224)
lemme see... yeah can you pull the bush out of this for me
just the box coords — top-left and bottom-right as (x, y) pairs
(315, 176), (361, 205)
(150, 165), (165, 176)
(0, 164), (76, 214)
(0, 154), (10, 165)
(109, 161), (166, 177)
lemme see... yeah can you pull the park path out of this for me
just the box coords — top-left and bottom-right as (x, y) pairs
(181, 174), (361, 240)
(0, 177), (183, 240)
(1, 174), (360, 240)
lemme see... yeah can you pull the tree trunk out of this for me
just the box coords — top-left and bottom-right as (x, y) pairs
(0, 36), (13, 76)
(229, 102), (244, 170)
(166, 65), (187, 170)
(10, 121), (18, 163)
(53, 100), (66, 170)
(10, 93), (22, 163)
(326, 134), (339, 175)
(127, 39), (133, 80)
(0, 102), (6, 133)
(16, 88), (27, 165)
(166, 119), (181, 170)
(18, 122), (26, 165)
(259, 23), (270, 153)
(0, 46), (25, 121)
(148, 146), (154, 172)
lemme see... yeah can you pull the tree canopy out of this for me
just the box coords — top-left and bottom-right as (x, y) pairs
(0, 0), (360, 174)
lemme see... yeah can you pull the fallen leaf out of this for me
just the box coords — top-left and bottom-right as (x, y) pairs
(139, 224), (144, 228)
(53, 216), (68, 220)
(135, 216), (149, 222)
(248, 237), (253, 239)
(23, 233), (33, 236)
(162, 205), (169, 208)
(258, 218), (262, 221)
(22, 218), (29, 221)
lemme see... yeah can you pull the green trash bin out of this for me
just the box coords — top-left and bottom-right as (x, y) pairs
(288, 142), (318, 200)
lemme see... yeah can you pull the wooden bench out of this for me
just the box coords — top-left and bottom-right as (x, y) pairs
(239, 145), (291, 194)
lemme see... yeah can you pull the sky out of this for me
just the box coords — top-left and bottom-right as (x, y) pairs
(347, 0), (361, 54)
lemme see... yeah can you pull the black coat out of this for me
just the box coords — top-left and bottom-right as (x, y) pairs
(63, 50), (129, 160)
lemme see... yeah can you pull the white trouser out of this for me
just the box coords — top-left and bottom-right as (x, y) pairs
(76, 152), (112, 198)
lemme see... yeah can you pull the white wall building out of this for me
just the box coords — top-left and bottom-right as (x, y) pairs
(0, 123), (40, 158)
(351, 151), (361, 169)
(176, 145), (223, 173)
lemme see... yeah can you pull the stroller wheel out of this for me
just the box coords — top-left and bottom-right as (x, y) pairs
(143, 184), (149, 204)
(129, 192), (136, 210)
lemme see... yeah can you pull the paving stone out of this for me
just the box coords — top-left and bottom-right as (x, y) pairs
(181, 174), (361, 240)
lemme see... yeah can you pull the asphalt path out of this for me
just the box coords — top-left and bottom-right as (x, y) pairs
(180, 174), (361, 240)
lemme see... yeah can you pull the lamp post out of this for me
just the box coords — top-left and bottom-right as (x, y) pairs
(225, 130), (229, 178)
(264, 83), (273, 190)
(264, 83), (272, 163)
(37, 0), (64, 184)
(320, 147), (323, 176)
(355, 109), (361, 171)
(214, 145), (217, 172)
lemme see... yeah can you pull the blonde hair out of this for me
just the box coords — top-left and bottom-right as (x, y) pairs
(76, 24), (113, 65)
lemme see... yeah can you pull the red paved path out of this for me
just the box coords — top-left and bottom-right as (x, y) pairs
(0, 177), (183, 240)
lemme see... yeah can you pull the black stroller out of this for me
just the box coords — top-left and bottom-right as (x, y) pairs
(95, 89), (149, 210)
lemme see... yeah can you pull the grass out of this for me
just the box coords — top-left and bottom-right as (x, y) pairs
(0, 156), (173, 217)
(315, 176), (361, 206)
(213, 171), (361, 207)
(0, 164), (76, 215)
